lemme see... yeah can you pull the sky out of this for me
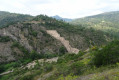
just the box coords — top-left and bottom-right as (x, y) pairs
(0, 0), (119, 19)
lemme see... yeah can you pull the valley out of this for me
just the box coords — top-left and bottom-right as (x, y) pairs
(0, 11), (119, 80)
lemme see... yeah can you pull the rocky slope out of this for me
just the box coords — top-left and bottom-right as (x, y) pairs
(0, 23), (64, 63)
(0, 15), (112, 63)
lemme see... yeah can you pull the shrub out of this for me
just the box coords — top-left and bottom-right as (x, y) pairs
(76, 51), (85, 58)
(43, 63), (53, 72)
(30, 31), (38, 37)
(21, 59), (32, 65)
(70, 61), (85, 75)
(57, 74), (78, 80)
(91, 46), (98, 51)
(0, 75), (10, 80)
(0, 36), (10, 42)
(57, 55), (75, 63)
(57, 54), (76, 63)
(43, 52), (57, 59)
(57, 51), (85, 63)
(57, 57), (66, 63)
(29, 50), (42, 60)
(20, 74), (33, 80)
(56, 63), (70, 76)
(91, 40), (119, 67)
(0, 65), (5, 73)
(59, 46), (67, 55)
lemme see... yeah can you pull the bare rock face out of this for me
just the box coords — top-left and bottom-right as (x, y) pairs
(0, 24), (33, 63)
(0, 25), (33, 52)
(0, 42), (15, 63)
(0, 23), (65, 63)
(46, 30), (79, 54)
(19, 33), (33, 52)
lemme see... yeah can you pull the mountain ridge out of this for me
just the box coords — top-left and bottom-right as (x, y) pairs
(0, 11), (33, 28)
(52, 15), (73, 22)
(71, 11), (119, 38)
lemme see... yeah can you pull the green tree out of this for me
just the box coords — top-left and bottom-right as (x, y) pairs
(91, 40), (119, 67)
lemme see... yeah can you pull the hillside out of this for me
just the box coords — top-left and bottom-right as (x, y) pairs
(0, 11), (33, 28)
(1, 40), (119, 80)
(0, 14), (112, 63)
(71, 11), (119, 38)
(0, 13), (117, 80)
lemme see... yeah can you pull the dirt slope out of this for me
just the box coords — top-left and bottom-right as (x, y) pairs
(46, 30), (79, 54)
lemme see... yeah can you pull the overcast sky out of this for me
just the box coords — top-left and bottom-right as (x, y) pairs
(0, 0), (119, 18)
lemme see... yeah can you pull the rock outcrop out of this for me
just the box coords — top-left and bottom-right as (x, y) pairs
(0, 42), (15, 63)
(0, 23), (64, 63)
(0, 25), (33, 52)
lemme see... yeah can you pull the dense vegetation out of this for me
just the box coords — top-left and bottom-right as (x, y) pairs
(0, 36), (10, 42)
(91, 40), (119, 67)
(71, 11), (119, 39)
(0, 11), (33, 28)
(1, 40), (119, 80)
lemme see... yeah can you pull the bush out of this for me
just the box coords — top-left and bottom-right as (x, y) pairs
(0, 62), (21, 74)
(29, 50), (42, 60)
(21, 59), (32, 65)
(59, 46), (67, 55)
(57, 54), (76, 63)
(20, 74), (33, 80)
(43, 63), (53, 72)
(57, 51), (85, 64)
(56, 63), (70, 76)
(0, 65), (5, 73)
(70, 61), (85, 75)
(91, 40), (119, 67)
(43, 52), (57, 59)
(30, 31), (38, 37)
(57, 57), (66, 63)
(57, 74), (78, 80)
(0, 36), (10, 42)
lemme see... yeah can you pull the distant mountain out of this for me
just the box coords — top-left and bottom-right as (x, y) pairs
(52, 15), (72, 22)
(0, 11), (33, 27)
(71, 11), (119, 38)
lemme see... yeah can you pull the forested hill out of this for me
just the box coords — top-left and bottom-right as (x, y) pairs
(0, 11), (33, 28)
(71, 11), (119, 38)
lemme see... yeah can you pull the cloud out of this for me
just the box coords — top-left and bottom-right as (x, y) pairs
(0, 0), (119, 18)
